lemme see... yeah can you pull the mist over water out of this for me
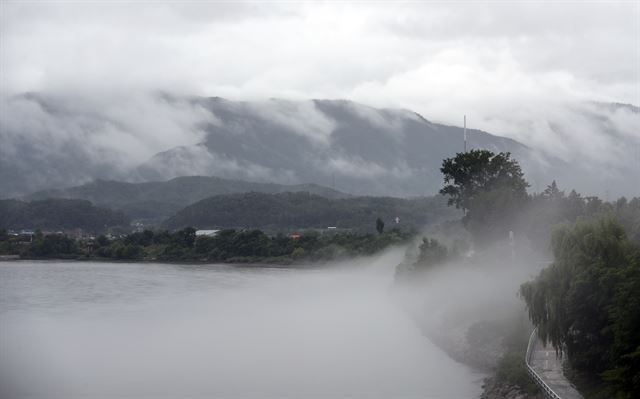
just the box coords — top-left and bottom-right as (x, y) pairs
(0, 250), (483, 398)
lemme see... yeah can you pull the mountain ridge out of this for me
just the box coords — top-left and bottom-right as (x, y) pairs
(163, 191), (459, 232)
(25, 175), (351, 220)
(4, 92), (637, 199)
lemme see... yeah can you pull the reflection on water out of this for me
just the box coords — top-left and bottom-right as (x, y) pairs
(0, 250), (483, 398)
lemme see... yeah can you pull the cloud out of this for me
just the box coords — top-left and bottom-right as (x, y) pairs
(246, 100), (336, 146)
(1, 92), (213, 164)
(3, 2), (636, 102)
(138, 144), (296, 184)
(324, 156), (413, 180)
(0, 2), (638, 196)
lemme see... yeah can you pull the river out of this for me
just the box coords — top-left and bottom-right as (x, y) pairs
(0, 249), (483, 398)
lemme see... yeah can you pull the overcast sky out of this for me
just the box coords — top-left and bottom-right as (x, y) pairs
(0, 1), (638, 197)
(2, 2), (638, 113)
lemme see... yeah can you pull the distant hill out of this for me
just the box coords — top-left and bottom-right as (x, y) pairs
(0, 198), (129, 232)
(5, 93), (636, 199)
(26, 175), (350, 220)
(163, 191), (460, 232)
(2, 93), (542, 199)
(137, 97), (537, 197)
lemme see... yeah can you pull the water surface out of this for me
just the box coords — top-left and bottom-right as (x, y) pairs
(0, 250), (483, 398)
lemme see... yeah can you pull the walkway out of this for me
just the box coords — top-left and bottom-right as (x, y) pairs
(526, 330), (584, 399)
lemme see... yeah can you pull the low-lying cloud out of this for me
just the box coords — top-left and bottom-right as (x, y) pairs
(0, 2), (638, 197)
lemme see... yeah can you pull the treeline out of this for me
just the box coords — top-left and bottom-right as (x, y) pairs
(0, 198), (129, 232)
(520, 218), (640, 398)
(2, 227), (412, 263)
(98, 228), (412, 263)
(0, 230), (80, 258)
(3, 190), (456, 235)
(426, 150), (639, 252)
(163, 191), (457, 233)
(524, 182), (640, 250)
(426, 149), (640, 397)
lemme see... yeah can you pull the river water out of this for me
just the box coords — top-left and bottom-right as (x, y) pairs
(0, 249), (483, 398)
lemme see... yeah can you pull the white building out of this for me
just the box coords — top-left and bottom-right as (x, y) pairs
(196, 229), (220, 237)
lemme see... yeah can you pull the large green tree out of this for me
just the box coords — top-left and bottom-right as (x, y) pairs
(440, 150), (529, 243)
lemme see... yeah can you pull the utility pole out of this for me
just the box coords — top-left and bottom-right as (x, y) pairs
(463, 115), (467, 152)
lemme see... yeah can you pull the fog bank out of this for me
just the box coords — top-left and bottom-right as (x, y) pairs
(0, 252), (483, 398)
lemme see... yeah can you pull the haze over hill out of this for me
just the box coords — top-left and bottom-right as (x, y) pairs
(3, 92), (638, 200)
(5, 93), (636, 200)
(0, 198), (128, 232)
(163, 191), (458, 232)
(3, 2), (639, 201)
(26, 175), (349, 220)
(136, 96), (543, 197)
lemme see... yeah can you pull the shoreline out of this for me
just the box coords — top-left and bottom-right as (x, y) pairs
(0, 256), (319, 269)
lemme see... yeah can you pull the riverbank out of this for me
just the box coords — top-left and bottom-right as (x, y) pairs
(1, 227), (413, 265)
(422, 318), (541, 399)
(409, 305), (541, 399)
(0, 253), (389, 269)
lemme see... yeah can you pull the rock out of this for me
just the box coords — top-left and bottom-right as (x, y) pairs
(480, 376), (538, 399)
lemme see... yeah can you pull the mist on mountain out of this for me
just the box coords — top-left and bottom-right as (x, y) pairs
(1, 92), (638, 200)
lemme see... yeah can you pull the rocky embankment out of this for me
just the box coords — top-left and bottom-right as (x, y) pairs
(480, 376), (540, 399)
(421, 318), (539, 399)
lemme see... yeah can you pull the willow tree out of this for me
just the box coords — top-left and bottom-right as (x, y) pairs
(520, 217), (640, 397)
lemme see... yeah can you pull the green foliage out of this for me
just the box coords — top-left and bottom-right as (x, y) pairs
(79, 227), (412, 263)
(520, 217), (640, 397)
(495, 351), (536, 392)
(0, 198), (129, 232)
(22, 233), (79, 257)
(164, 191), (457, 233)
(394, 233), (460, 279)
(416, 237), (449, 269)
(439, 150), (529, 245)
(124, 230), (154, 246)
(96, 234), (110, 247)
(519, 185), (626, 253)
(95, 242), (143, 260)
(26, 176), (351, 220)
(291, 247), (306, 259)
(440, 150), (529, 211)
(172, 227), (196, 248)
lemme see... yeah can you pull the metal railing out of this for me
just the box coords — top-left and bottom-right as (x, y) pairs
(525, 327), (562, 399)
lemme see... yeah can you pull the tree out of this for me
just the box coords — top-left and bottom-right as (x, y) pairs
(520, 217), (640, 397)
(173, 227), (196, 248)
(440, 150), (529, 211)
(24, 233), (78, 257)
(440, 150), (529, 243)
(542, 180), (564, 200)
(376, 217), (385, 235)
(415, 237), (448, 268)
(96, 234), (109, 247)
(291, 247), (306, 259)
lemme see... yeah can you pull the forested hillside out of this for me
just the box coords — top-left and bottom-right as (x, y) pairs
(164, 191), (458, 232)
(0, 199), (129, 232)
(26, 176), (349, 220)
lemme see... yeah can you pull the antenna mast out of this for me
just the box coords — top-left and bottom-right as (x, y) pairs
(463, 115), (467, 152)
